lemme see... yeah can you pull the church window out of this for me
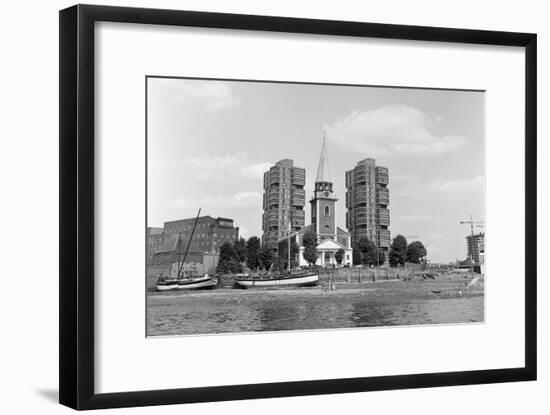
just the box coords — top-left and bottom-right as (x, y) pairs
(324, 205), (330, 216)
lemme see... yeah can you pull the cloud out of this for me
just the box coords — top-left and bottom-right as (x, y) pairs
(427, 232), (444, 241)
(399, 215), (437, 222)
(170, 191), (262, 211)
(428, 176), (484, 193)
(325, 105), (467, 156)
(150, 79), (240, 111)
(394, 175), (484, 198)
(183, 152), (271, 182)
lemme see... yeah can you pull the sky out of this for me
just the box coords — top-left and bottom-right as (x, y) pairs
(147, 77), (485, 263)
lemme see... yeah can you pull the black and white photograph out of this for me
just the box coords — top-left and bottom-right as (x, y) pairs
(146, 77), (485, 336)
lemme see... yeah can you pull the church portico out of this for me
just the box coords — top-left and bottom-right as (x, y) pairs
(296, 238), (352, 267)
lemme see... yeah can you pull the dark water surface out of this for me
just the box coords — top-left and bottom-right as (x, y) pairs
(147, 292), (484, 336)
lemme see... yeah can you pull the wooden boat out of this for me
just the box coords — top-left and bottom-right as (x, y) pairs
(155, 275), (179, 291)
(234, 208), (318, 289)
(155, 208), (217, 292)
(234, 271), (319, 289)
(156, 274), (217, 291)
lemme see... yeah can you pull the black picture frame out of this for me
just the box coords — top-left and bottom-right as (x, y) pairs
(59, 4), (537, 410)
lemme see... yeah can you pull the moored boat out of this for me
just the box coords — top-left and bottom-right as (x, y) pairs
(234, 206), (319, 289)
(155, 276), (180, 291)
(155, 207), (218, 292)
(234, 271), (319, 289)
(156, 274), (218, 291)
(177, 275), (217, 290)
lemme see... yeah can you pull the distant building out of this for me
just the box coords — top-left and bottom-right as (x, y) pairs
(262, 159), (306, 248)
(151, 233), (204, 266)
(278, 135), (352, 267)
(146, 227), (164, 265)
(345, 158), (390, 257)
(164, 216), (239, 254)
(466, 232), (485, 264)
(146, 216), (239, 273)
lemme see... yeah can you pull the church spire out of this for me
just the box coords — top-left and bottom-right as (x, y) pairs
(315, 130), (332, 183)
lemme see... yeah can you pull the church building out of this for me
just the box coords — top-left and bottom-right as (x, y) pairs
(278, 133), (353, 267)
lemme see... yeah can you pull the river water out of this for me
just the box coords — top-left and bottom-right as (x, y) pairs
(147, 293), (484, 336)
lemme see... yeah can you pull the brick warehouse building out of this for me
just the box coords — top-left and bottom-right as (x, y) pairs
(262, 159), (306, 249)
(146, 216), (239, 273)
(150, 233), (204, 266)
(146, 227), (164, 265)
(163, 216), (239, 254)
(345, 158), (391, 257)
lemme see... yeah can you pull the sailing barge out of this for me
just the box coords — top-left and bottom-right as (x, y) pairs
(156, 208), (217, 291)
(156, 274), (217, 291)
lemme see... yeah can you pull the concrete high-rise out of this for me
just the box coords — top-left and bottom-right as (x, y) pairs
(345, 158), (390, 255)
(466, 232), (485, 264)
(262, 159), (306, 248)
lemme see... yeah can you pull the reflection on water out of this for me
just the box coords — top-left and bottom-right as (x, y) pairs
(147, 295), (484, 336)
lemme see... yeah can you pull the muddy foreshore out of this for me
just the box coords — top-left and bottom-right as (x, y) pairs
(147, 274), (484, 304)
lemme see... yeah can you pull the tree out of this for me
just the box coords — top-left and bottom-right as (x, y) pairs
(259, 245), (275, 271)
(378, 249), (386, 266)
(357, 237), (377, 266)
(216, 242), (243, 274)
(352, 249), (362, 265)
(302, 231), (318, 266)
(233, 238), (247, 263)
(278, 237), (300, 269)
(245, 236), (262, 270)
(335, 248), (345, 265)
(407, 241), (427, 264)
(218, 241), (235, 263)
(215, 258), (243, 274)
(273, 257), (285, 274)
(389, 235), (408, 267)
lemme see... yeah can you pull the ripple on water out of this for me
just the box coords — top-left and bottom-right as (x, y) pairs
(147, 295), (484, 336)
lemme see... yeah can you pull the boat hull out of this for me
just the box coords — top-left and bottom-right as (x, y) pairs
(156, 276), (217, 291)
(155, 281), (179, 291)
(234, 273), (319, 289)
(177, 277), (217, 290)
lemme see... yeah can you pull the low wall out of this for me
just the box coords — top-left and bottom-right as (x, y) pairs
(146, 265), (170, 291)
(147, 264), (169, 278)
(214, 267), (411, 289)
(217, 274), (237, 288)
(319, 267), (410, 284)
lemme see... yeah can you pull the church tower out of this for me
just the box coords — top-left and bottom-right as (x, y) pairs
(310, 132), (338, 241)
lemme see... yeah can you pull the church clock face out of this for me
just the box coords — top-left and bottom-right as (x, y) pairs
(324, 191), (330, 197)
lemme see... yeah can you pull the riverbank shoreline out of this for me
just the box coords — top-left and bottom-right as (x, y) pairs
(147, 273), (484, 303)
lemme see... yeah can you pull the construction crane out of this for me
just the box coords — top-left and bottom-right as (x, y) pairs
(459, 215), (485, 273)
(459, 215), (484, 237)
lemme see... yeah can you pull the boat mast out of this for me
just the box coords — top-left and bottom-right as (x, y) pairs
(288, 213), (291, 273)
(177, 207), (202, 278)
